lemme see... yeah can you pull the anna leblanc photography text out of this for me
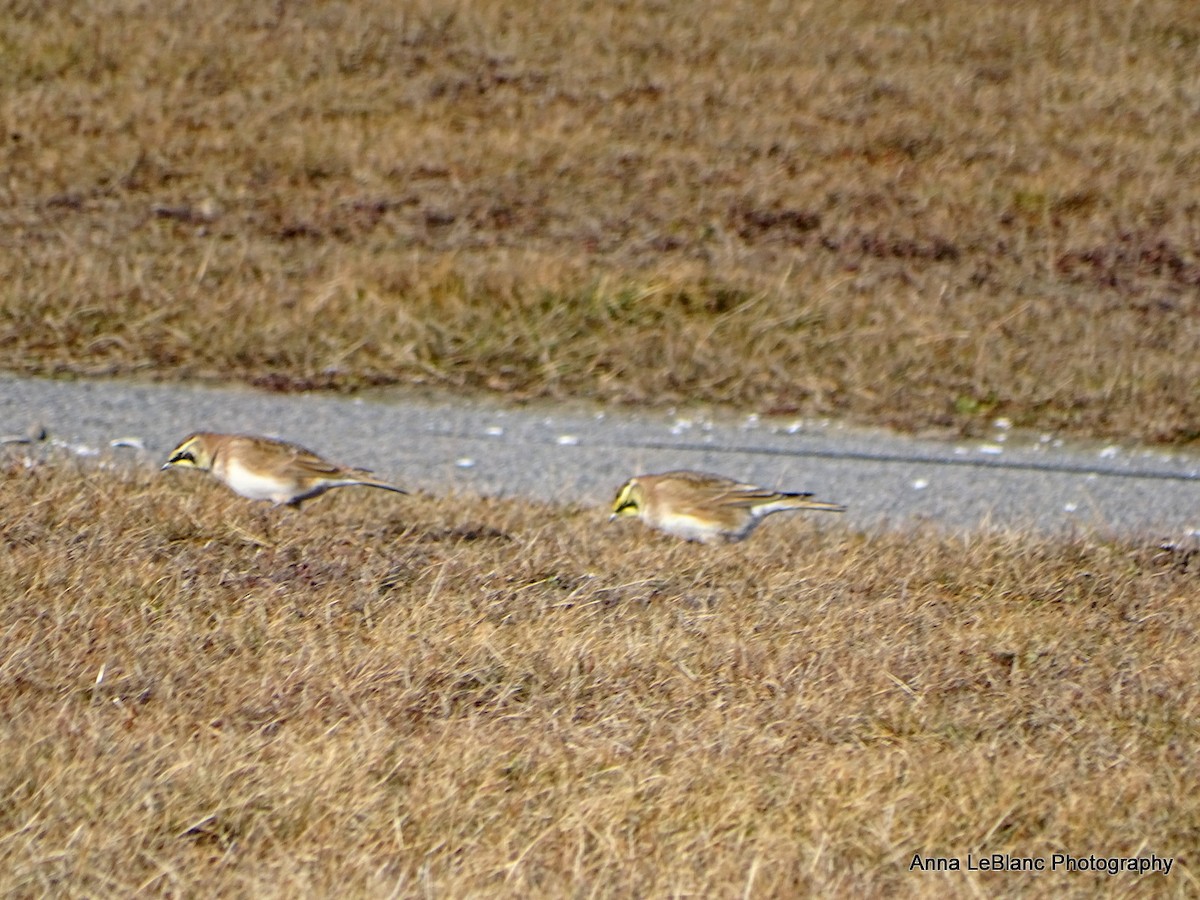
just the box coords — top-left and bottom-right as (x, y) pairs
(909, 853), (1174, 876)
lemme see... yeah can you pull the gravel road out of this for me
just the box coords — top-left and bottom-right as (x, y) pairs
(2, 374), (1198, 539)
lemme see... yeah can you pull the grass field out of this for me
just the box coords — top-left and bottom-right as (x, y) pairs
(4, 1), (1199, 895)
(2, 0), (1199, 443)
(2, 456), (1198, 896)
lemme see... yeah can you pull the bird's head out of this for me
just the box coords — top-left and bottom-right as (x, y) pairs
(161, 433), (216, 472)
(609, 478), (645, 521)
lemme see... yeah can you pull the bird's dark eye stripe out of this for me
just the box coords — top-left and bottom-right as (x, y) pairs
(171, 451), (195, 464)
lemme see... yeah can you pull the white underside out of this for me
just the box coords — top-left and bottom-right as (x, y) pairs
(648, 511), (755, 544)
(216, 459), (341, 505)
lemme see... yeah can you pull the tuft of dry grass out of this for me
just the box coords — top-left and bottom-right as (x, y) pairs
(2, 455), (1198, 896)
(2, 0), (1200, 443)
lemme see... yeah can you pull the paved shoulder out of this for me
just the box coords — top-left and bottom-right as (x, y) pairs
(2, 375), (1197, 538)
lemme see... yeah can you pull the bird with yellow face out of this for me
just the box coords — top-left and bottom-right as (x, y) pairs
(162, 432), (407, 507)
(610, 470), (844, 544)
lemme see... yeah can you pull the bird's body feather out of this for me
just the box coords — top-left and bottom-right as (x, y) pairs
(162, 432), (406, 507)
(611, 469), (844, 543)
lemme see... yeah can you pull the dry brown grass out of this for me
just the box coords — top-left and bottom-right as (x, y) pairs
(2, 454), (1198, 896)
(2, 0), (1199, 443)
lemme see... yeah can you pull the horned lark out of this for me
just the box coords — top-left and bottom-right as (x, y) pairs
(161, 432), (407, 507)
(610, 470), (845, 544)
